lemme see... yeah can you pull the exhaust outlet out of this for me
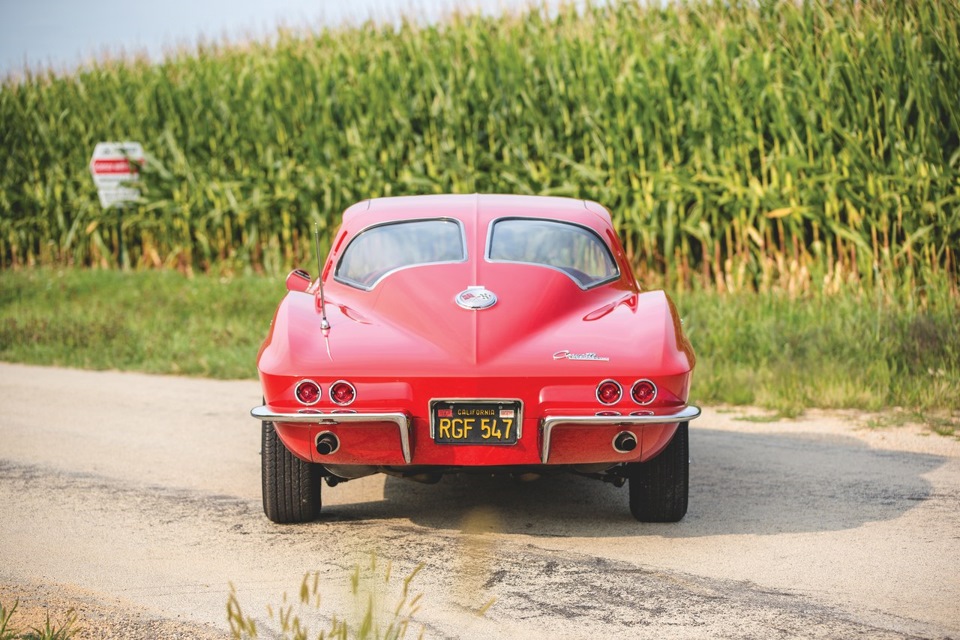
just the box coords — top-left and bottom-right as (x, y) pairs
(613, 431), (638, 453)
(315, 431), (340, 456)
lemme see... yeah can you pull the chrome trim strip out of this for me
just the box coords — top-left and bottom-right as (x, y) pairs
(539, 405), (701, 464)
(251, 406), (411, 464)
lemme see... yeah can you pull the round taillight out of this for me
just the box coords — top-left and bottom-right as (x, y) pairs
(295, 380), (321, 405)
(631, 379), (657, 405)
(330, 380), (357, 406)
(596, 379), (622, 405)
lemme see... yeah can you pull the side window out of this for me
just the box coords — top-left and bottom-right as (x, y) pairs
(488, 218), (619, 288)
(335, 219), (465, 289)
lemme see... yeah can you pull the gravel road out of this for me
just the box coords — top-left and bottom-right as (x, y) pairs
(1, 362), (958, 639)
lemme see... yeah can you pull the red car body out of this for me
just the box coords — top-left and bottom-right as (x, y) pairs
(252, 194), (699, 523)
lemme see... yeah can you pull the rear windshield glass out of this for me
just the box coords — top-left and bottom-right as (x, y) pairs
(335, 219), (465, 289)
(487, 218), (619, 288)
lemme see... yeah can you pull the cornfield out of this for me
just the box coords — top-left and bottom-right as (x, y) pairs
(1, 0), (958, 298)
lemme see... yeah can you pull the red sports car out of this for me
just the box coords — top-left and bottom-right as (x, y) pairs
(252, 194), (699, 523)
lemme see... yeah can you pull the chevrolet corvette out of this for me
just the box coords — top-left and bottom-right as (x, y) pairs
(252, 194), (699, 523)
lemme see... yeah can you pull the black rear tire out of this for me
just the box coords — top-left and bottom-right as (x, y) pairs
(261, 421), (322, 523)
(627, 422), (689, 522)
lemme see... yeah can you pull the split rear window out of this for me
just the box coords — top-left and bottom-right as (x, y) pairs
(487, 218), (619, 288)
(335, 216), (619, 291)
(335, 219), (465, 289)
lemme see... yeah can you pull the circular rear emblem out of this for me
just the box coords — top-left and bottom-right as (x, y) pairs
(456, 286), (498, 310)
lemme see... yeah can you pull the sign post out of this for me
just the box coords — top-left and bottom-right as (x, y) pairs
(89, 142), (144, 269)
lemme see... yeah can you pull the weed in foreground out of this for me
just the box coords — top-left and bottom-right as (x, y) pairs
(227, 558), (425, 640)
(0, 601), (17, 640)
(0, 601), (77, 640)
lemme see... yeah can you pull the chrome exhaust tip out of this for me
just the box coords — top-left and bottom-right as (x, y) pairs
(315, 431), (340, 456)
(613, 431), (638, 453)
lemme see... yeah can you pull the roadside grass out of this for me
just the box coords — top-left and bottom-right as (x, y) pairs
(865, 411), (960, 439)
(676, 283), (960, 420)
(0, 268), (278, 379)
(0, 601), (76, 640)
(227, 558), (426, 639)
(928, 418), (959, 438)
(1, 269), (957, 426)
(733, 414), (781, 424)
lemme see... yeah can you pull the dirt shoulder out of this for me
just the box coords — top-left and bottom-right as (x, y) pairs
(0, 582), (228, 640)
(2, 363), (959, 639)
(702, 405), (960, 458)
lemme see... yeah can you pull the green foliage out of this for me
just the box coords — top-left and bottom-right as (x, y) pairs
(0, 601), (17, 640)
(677, 281), (960, 417)
(1, 0), (958, 298)
(20, 617), (76, 640)
(2, 269), (957, 418)
(865, 410), (960, 437)
(227, 558), (425, 639)
(0, 602), (76, 640)
(0, 268), (278, 378)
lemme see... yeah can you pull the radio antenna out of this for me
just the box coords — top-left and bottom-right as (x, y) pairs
(315, 224), (330, 332)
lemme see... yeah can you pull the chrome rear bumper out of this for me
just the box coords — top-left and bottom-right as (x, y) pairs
(251, 406), (411, 463)
(251, 404), (700, 467)
(540, 405), (701, 463)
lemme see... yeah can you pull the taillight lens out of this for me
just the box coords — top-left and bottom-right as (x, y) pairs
(295, 380), (321, 405)
(330, 380), (357, 406)
(596, 379), (622, 405)
(631, 379), (657, 405)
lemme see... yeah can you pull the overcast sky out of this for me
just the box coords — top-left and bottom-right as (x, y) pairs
(0, 0), (535, 77)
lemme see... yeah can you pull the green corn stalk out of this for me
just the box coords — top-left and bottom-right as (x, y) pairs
(0, 0), (957, 303)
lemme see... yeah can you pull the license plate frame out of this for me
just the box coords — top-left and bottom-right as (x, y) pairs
(430, 400), (522, 445)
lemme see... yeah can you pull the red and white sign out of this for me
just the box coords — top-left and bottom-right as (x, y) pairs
(89, 142), (145, 208)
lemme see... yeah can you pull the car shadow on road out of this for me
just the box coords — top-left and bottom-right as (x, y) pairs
(320, 427), (951, 538)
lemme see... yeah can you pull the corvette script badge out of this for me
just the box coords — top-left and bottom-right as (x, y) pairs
(456, 286), (498, 310)
(553, 350), (610, 361)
